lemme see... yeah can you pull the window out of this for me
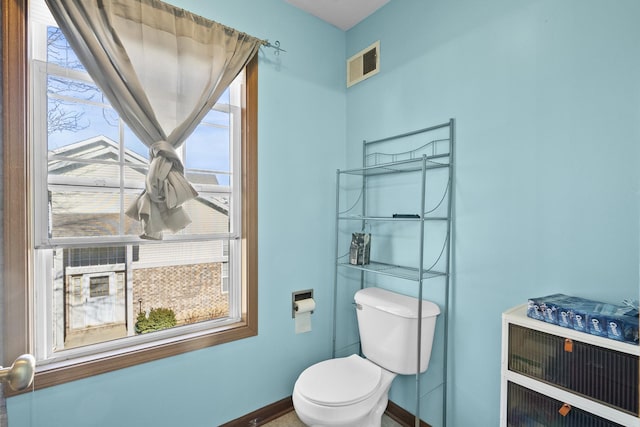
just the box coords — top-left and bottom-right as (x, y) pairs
(89, 276), (110, 298)
(1, 0), (257, 388)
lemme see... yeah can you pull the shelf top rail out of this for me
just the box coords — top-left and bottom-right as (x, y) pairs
(339, 155), (449, 176)
(361, 119), (453, 171)
(363, 120), (452, 147)
(364, 140), (450, 168)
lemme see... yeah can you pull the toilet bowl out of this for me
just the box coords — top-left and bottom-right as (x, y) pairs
(292, 354), (396, 427)
(292, 287), (440, 427)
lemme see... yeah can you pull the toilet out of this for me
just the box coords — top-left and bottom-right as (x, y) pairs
(293, 287), (440, 427)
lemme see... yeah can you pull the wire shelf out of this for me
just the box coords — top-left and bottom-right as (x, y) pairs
(337, 260), (446, 282)
(337, 214), (449, 222)
(339, 155), (449, 176)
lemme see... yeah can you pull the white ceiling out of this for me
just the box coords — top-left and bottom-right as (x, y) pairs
(284, 0), (390, 31)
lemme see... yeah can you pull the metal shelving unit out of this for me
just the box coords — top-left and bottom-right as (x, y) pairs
(332, 119), (455, 427)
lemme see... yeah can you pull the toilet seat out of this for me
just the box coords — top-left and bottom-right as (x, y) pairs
(295, 355), (382, 407)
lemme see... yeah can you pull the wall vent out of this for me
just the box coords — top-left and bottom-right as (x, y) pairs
(347, 41), (380, 87)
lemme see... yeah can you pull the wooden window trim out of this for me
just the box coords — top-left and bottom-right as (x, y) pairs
(2, 0), (258, 391)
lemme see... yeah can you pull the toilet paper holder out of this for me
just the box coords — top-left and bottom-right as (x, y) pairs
(292, 289), (314, 318)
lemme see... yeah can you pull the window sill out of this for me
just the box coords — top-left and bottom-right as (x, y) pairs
(7, 319), (257, 396)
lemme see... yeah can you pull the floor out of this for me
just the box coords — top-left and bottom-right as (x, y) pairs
(263, 410), (403, 427)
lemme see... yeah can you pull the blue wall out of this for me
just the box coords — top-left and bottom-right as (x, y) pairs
(5, 1), (640, 426)
(7, 1), (346, 426)
(346, 0), (640, 425)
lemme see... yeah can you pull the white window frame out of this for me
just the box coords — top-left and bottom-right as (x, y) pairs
(29, 0), (246, 369)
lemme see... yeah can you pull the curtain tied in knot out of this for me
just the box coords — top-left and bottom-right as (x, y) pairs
(125, 141), (198, 240)
(147, 141), (184, 205)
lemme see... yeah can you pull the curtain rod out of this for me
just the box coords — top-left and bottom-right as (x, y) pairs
(261, 40), (286, 55)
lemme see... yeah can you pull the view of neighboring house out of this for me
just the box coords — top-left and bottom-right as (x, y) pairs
(47, 136), (230, 349)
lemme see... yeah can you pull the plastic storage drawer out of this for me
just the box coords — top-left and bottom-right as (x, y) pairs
(507, 382), (625, 426)
(507, 323), (638, 415)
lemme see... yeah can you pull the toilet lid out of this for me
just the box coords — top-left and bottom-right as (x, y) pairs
(296, 355), (382, 407)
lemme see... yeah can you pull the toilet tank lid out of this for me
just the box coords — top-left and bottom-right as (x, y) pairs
(354, 287), (440, 319)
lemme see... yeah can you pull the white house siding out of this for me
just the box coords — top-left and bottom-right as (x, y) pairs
(179, 196), (230, 236)
(133, 240), (225, 269)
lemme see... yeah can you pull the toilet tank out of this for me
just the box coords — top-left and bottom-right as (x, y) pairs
(354, 287), (440, 375)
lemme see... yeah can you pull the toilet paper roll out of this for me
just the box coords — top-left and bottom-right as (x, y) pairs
(294, 298), (315, 334)
(294, 298), (316, 314)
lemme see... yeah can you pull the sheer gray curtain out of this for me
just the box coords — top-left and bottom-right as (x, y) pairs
(45, 0), (262, 239)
